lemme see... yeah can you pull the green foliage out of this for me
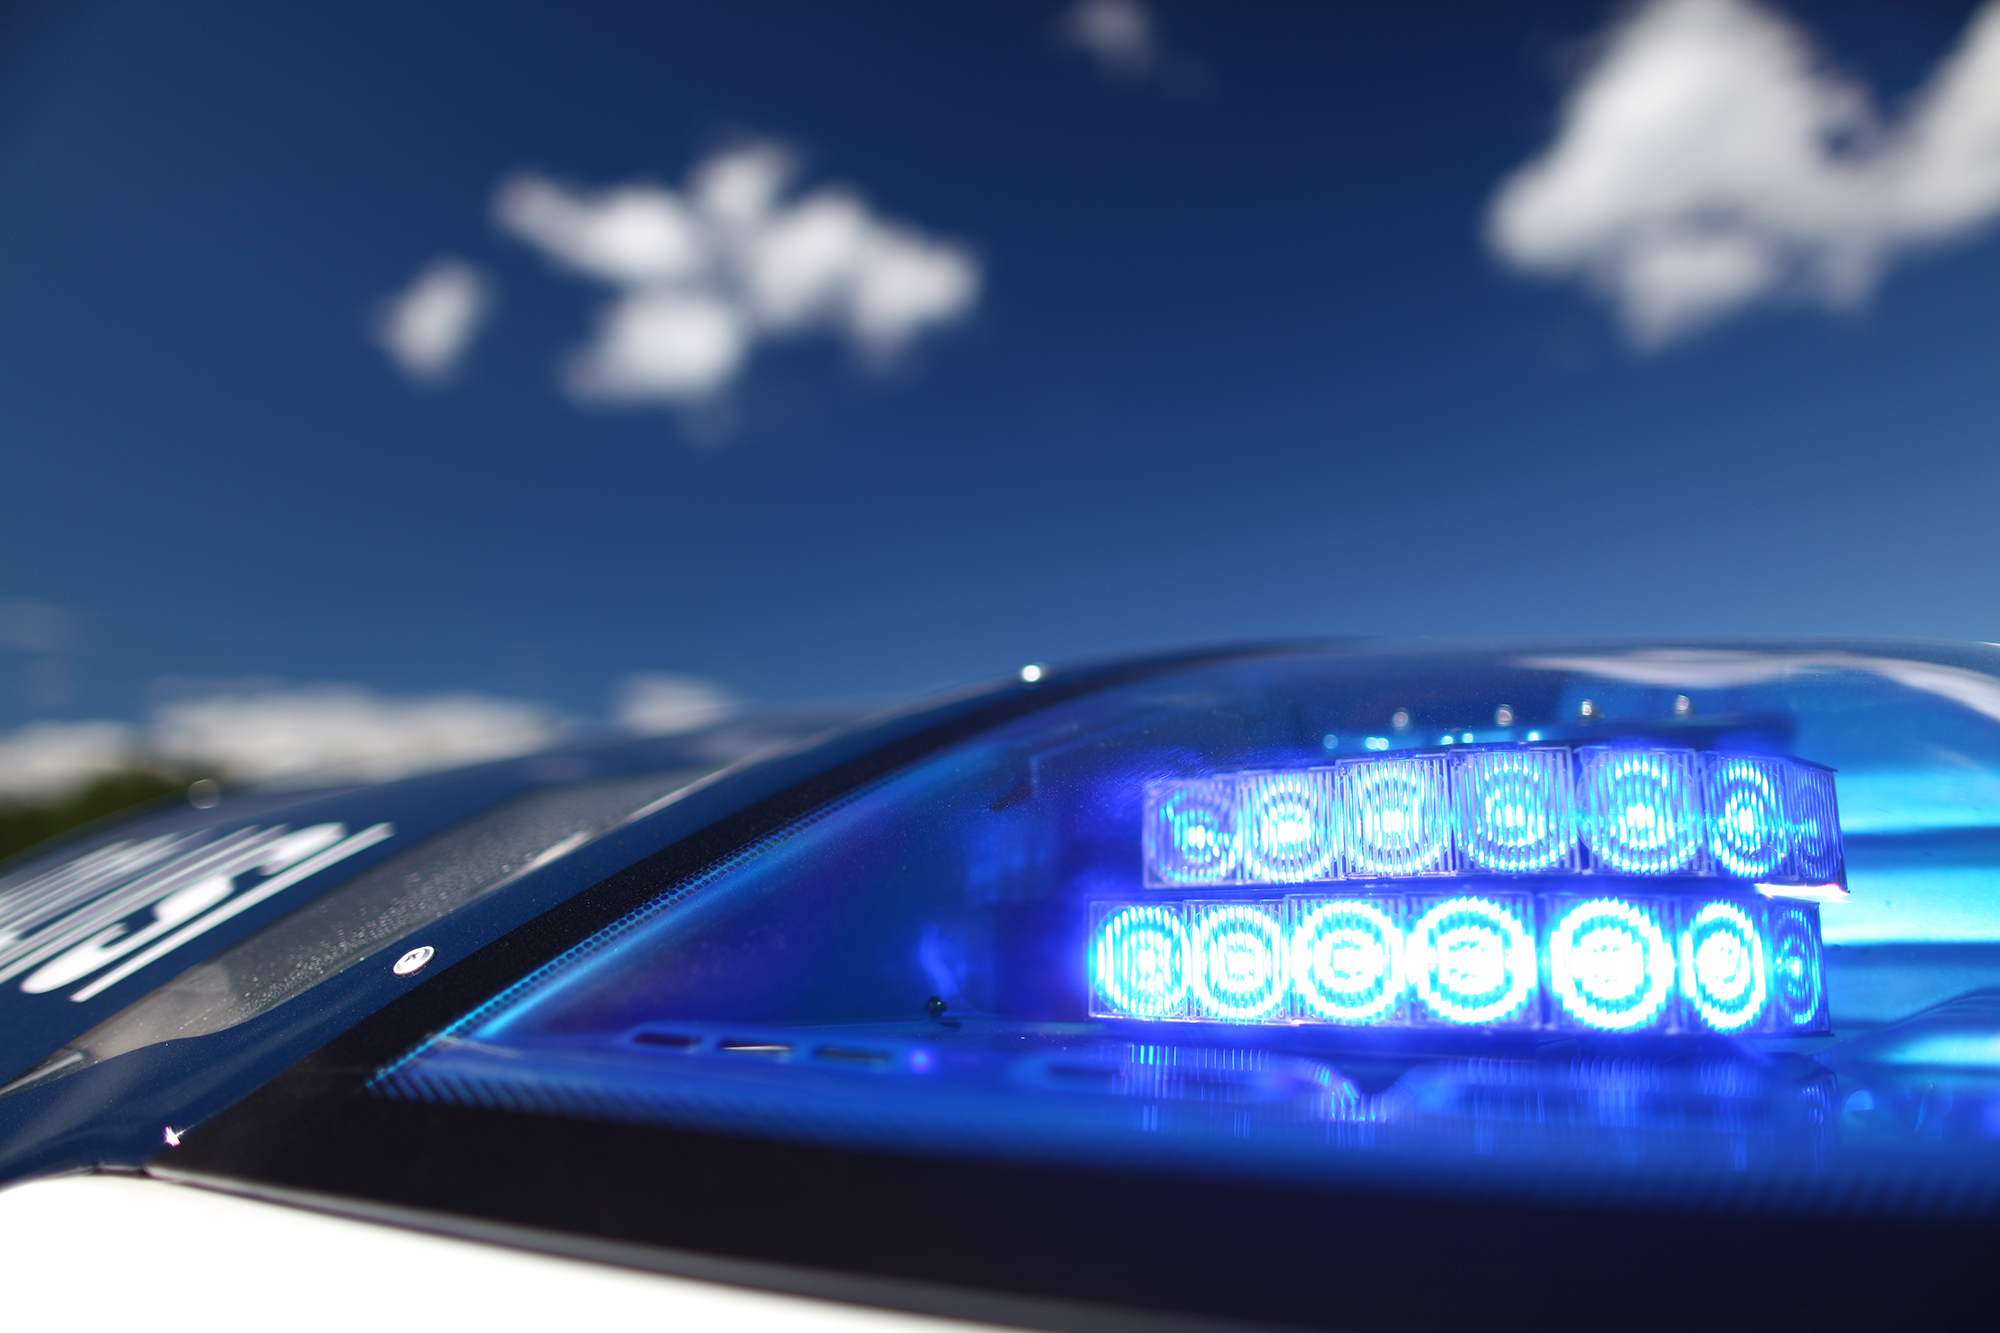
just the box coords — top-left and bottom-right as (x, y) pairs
(0, 770), (213, 866)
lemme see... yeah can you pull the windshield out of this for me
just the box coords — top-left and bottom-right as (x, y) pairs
(369, 642), (2000, 1212)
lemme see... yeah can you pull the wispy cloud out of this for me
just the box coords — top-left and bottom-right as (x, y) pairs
(0, 600), (79, 655)
(1488, 0), (2000, 347)
(1056, 0), (1208, 95)
(149, 684), (559, 784)
(614, 673), (739, 735)
(0, 598), (86, 710)
(0, 669), (746, 805)
(374, 258), (494, 381)
(0, 721), (137, 802)
(0, 686), (557, 801)
(495, 141), (982, 406)
(1059, 0), (1159, 80)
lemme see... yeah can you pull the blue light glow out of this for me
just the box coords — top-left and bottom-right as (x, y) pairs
(1786, 765), (1842, 882)
(1093, 905), (1190, 1018)
(1341, 757), (1450, 876)
(1143, 778), (1239, 886)
(1548, 898), (1674, 1030)
(1237, 770), (1338, 883)
(1289, 898), (1403, 1023)
(1681, 901), (1767, 1032)
(1769, 908), (1824, 1028)
(1189, 903), (1287, 1020)
(1456, 747), (1574, 873)
(1408, 896), (1536, 1024)
(1705, 755), (1787, 878)
(1580, 748), (1703, 875)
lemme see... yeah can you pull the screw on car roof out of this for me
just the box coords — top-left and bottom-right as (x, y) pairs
(393, 946), (436, 977)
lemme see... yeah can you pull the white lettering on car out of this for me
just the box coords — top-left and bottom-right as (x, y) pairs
(0, 821), (394, 1004)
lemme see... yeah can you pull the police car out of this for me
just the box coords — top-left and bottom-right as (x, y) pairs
(3, 641), (1997, 1330)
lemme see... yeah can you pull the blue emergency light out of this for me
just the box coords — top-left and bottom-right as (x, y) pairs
(1101, 744), (1838, 1032)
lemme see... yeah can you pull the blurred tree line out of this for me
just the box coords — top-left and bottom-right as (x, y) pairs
(0, 769), (214, 865)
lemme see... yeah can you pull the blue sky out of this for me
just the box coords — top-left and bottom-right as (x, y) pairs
(3, 0), (1998, 756)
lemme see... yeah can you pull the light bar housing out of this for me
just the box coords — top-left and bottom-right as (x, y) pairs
(1112, 743), (1836, 1033)
(1089, 891), (1824, 1033)
(1143, 745), (1843, 889)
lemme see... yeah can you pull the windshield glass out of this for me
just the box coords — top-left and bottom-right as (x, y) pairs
(375, 642), (2000, 1214)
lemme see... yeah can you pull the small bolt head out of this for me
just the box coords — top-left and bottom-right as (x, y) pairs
(393, 946), (436, 977)
(1674, 694), (1693, 715)
(1495, 704), (1514, 726)
(1580, 699), (1596, 719)
(1390, 709), (1410, 729)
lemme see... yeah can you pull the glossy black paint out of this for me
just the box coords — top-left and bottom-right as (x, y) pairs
(162, 1091), (1996, 1332)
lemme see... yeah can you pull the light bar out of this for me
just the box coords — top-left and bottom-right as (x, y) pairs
(1142, 745), (1843, 890)
(1089, 893), (1829, 1034)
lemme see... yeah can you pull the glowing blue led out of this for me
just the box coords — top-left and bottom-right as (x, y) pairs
(1580, 748), (1703, 875)
(1143, 778), (1239, 886)
(1704, 755), (1787, 878)
(1681, 901), (1768, 1032)
(1340, 756), (1450, 876)
(1189, 903), (1287, 1020)
(1408, 896), (1536, 1024)
(1092, 904), (1189, 1018)
(1548, 898), (1674, 1030)
(1769, 908), (1825, 1029)
(1786, 764), (1843, 883)
(1238, 770), (1338, 883)
(1456, 747), (1575, 873)
(1289, 898), (1403, 1023)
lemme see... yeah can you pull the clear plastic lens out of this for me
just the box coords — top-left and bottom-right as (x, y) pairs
(1189, 903), (1288, 1020)
(1786, 765), (1842, 883)
(1146, 747), (1837, 887)
(1681, 901), (1768, 1031)
(1407, 895), (1537, 1025)
(1289, 898), (1404, 1024)
(1548, 898), (1675, 1030)
(1143, 778), (1240, 886)
(1769, 907), (1824, 1028)
(1580, 748), (1704, 875)
(1092, 904), (1190, 1018)
(1456, 748), (1574, 873)
(1237, 770), (1338, 883)
(1127, 745), (1832, 1031)
(1705, 755), (1787, 878)
(1096, 892), (1821, 1033)
(1340, 756), (1451, 876)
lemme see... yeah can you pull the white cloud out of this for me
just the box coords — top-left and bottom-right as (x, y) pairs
(0, 671), (744, 805)
(565, 292), (749, 403)
(493, 178), (705, 286)
(1487, 0), (2000, 347)
(375, 259), (494, 381)
(0, 721), (138, 802)
(496, 142), (981, 405)
(0, 600), (79, 655)
(1059, 0), (1159, 79)
(615, 674), (740, 736)
(150, 685), (560, 785)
